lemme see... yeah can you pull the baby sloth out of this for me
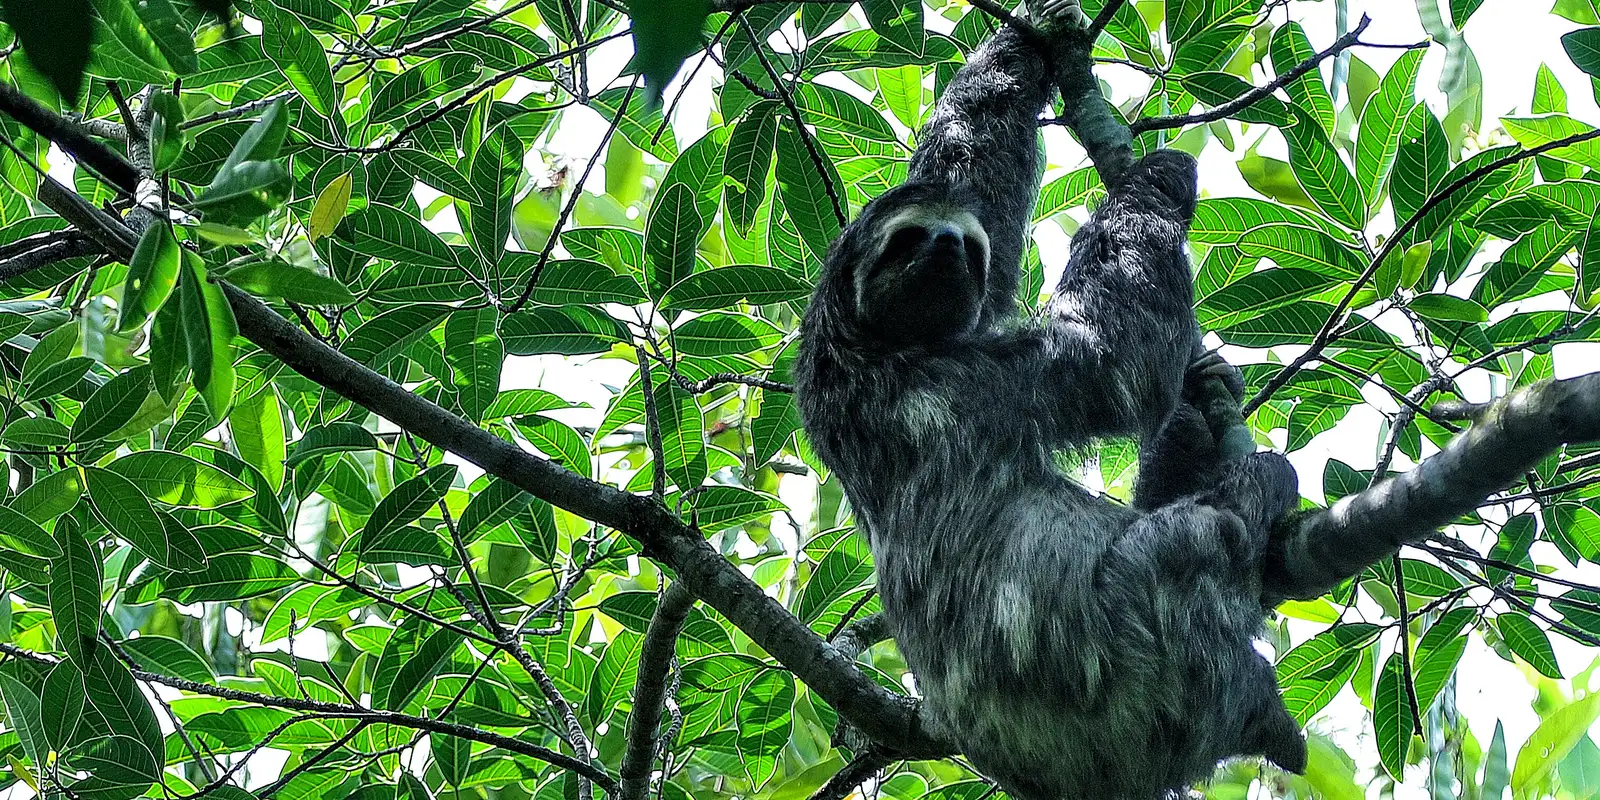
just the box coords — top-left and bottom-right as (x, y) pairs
(793, 3), (1307, 798)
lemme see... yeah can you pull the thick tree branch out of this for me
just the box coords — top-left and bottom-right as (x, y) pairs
(0, 82), (138, 193)
(620, 582), (696, 800)
(17, 146), (948, 760)
(0, 230), (98, 282)
(1264, 373), (1600, 602)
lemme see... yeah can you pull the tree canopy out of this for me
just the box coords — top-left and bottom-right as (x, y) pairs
(2, 0), (1600, 798)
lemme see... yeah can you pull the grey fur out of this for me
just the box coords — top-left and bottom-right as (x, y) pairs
(793, 17), (1307, 800)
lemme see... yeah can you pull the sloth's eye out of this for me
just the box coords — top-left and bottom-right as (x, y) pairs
(885, 226), (929, 253)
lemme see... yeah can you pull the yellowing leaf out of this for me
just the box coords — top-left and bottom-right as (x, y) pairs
(308, 172), (353, 242)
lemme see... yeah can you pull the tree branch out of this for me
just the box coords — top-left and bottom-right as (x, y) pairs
(809, 750), (894, 800)
(1264, 373), (1600, 602)
(620, 582), (696, 800)
(0, 82), (139, 193)
(1128, 16), (1381, 134)
(0, 643), (618, 791)
(1245, 125), (1600, 414)
(16, 151), (948, 759)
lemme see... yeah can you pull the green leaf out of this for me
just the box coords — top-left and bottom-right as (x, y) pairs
(469, 124), (523, 275)
(258, 0), (338, 116)
(148, 90), (187, 174)
(1356, 49), (1424, 207)
(752, 390), (800, 466)
(1196, 268), (1340, 329)
(1500, 114), (1600, 172)
(120, 635), (214, 682)
(1269, 22), (1335, 136)
(157, 553), (299, 602)
(626, 0), (711, 106)
(104, 451), (254, 508)
(1276, 624), (1377, 724)
(359, 464), (457, 555)
(340, 304), (450, 368)
(690, 485), (785, 533)
(131, 0), (195, 74)
(795, 532), (872, 623)
(662, 265), (811, 311)
(41, 661), (85, 750)
(1563, 27), (1600, 79)
(736, 670), (794, 789)
(70, 367), (153, 442)
(1238, 225), (1363, 279)
(1373, 650), (1416, 779)
(179, 252), (237, 422)
(1512, 691), (1600, 794)
(674, 312), (782, 356)
(337, 203), (459, 267)
(1, 0), (93, 102)
(1033, 167), (1105, 222)
(194, 160), (291, 225)
(1484, 722), (1511, 800)
(795, 84), (897, 142)
(371, 54), (482, 123)
(515, 415), (591, 477)
(86, 466), (204, 570)
(653, 380), (706, 490)
(81, 645), (164, 759)
(458, 478), (532, 542)
(0, 672), (49, 767)
(1409, 293), (1488, 323)
(724, 103), (780, 233)
(1583, 203), (1600, 306)
(0, 505), (61, 558)
(391, 150), (479, 203)
(376, 620), (464, 711)
(445, 307), (503, 422)
(49, 516), (101, 666)
(775, 120), (843, 262)
(1179, 72), (1294, 127)
(119, 222), (182, 334)
(91, 0), (171, 77)
(1283, 106), (1366, 229)
(527, 260), (647, 305)
(645, 182), (704, 298)
(500, 306), (628, 355)
(1498, 612), (1562, 678)
(63, 734), (160, 799)
(1190, 198), (1328, 245)
(286, 422), (378, 467)
(223, 258), (356, 305)
(1392, 105), (1450, 223)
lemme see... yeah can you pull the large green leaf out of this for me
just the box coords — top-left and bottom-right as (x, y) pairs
(258, 0), (338, 116)
(469, 124), (523, 276)
(1, 0), (93, 101)
(1269, 22), (1335, 136)
(336, 204), (459, 267)
(1283, 106), (1367, 229)
(371, 54), (482, 123)
(49, 516), (102, 666)
(1356, 49), (1424, 208)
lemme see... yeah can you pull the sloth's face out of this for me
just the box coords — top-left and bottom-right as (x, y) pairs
(854, 205), (990, 345)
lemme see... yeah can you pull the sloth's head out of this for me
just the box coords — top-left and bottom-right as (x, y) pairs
(850, 202), (991, 345)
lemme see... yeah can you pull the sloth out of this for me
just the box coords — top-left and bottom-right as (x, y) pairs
(792, 2), (1307, 798)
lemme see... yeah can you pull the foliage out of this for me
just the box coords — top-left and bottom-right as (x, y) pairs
(0, 0), (1598, 798)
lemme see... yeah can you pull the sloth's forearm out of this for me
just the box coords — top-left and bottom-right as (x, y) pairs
(1263, 372), (1600, 602)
